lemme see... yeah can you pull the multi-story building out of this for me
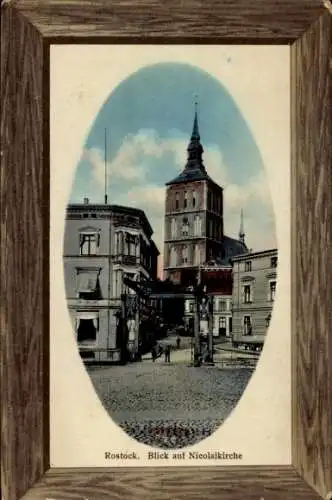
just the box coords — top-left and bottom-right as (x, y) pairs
(63, 199), (159, 362)
(184, 266), (233, 338)
(231, 249), (278, 350)
(163, 107), (247, 287)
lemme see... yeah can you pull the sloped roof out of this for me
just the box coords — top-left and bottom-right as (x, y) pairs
(166, 109), (215, 186)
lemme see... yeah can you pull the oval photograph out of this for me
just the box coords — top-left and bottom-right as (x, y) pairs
(63, 61), (277, 449)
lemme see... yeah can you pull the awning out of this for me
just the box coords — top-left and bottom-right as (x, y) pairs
(77, 271), (99, 293)
(75, 312), (98, 330)
(115, 228), (139, 237)
(76, 312), (98, 320)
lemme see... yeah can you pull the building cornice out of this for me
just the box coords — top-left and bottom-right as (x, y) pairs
(231, 248), (278, 262)
(66, 203), (154, 238)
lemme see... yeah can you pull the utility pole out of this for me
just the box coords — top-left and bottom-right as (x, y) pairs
(194, 265), (201, 367)
(121, 293), (128, 365)
(207, 295), (214, 364)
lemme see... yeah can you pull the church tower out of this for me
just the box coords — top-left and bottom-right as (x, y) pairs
(163, 105), (225, 285)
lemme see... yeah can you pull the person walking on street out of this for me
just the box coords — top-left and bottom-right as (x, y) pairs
(164, 344), (171, 363)
(158, 344), (163, 358)
(137, 342), (142, 362)
(176, 335), (181, 350)
(151, 346), (157, 362)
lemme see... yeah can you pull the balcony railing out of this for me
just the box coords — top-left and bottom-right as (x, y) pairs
(112, 254), (139, 266)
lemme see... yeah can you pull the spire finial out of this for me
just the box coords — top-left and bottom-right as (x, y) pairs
(104, 128), (108, 204)
(191, 94), (200, 140)
(239, 208), (245, 244)
(194, 94), (198, 114)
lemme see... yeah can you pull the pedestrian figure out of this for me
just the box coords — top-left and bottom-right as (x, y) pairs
(176, 335), (181, 349)
(164, 344), (171, 363)
(137, 342), (142, 362)
(151, 346), (157, 362)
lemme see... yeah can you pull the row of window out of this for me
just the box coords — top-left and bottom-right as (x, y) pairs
(75, 313), (269, 345)
(114, 232), (139, 257)
(244, 256), (278, 272)
(242, 280), (276, 303)
(75, 270), (141, 300)
(78, 231), (153, 267)
(185, 298), (230, 313)
(169, 245), (202, 267)
(170, 216), (202, 238)
(242, 313), (272, 335)
(80, 231), (137, 256)
(172, 190), (198, 211)
(170, 190), (223, 213)
(207, 218), (223, 240)
(207, 191), (222, 215)
(169, 217), (223, 241)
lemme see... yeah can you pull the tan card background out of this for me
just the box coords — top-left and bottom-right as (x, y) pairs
(50, 45), (291, 467)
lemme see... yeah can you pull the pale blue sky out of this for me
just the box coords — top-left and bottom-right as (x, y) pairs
(70, 62), (276, 254)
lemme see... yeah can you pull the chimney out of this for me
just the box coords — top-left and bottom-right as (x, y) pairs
(83, 197), (89, 205)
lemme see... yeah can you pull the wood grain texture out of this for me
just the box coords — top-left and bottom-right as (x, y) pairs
(0, 5), (49, 500)
(291, 10), (332, 499)
(6, 0), (327, 41)
(1, 1), (331, 500)
(20, 467), (321, 500)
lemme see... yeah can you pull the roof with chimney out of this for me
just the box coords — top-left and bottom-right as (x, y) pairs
(166, 105), (215, 186)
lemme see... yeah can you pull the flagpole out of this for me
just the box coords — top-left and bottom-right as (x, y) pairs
(104, 128), (108, 205)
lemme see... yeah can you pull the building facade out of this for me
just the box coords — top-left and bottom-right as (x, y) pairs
(231, 249), (278, 349)
(63, 200), (159, 362)
(184, 266), (233, 338)
(163, 108), (247, 287)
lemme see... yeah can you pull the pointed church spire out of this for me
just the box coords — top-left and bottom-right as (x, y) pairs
(165, 98), (211, 186)
(239, 209), (245, 245)
(191, 99), (200, 140)
(185, 99), (206, 172)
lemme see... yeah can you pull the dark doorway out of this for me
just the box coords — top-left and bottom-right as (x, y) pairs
(219, 316), (226, 336)
(77, 319), (97, 343)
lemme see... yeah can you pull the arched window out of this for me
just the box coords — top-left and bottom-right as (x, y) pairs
(182, 246), (188, 264)
(171, 218), (177, 238)
(194, 244), (200, 266)
(182, 217), (189, 236)
(194, 215), (201, 236)
(184, 191), (188, 209)
(192, 191), (196, 208)
(170, 247), (177, 267)
(175, 193), (180, 210)
(207, 191), (212, 210)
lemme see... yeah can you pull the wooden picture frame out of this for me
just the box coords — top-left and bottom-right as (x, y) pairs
(1, 1), (331, 499)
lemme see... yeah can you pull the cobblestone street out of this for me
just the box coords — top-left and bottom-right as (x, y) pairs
(87, 350), (254, 448)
